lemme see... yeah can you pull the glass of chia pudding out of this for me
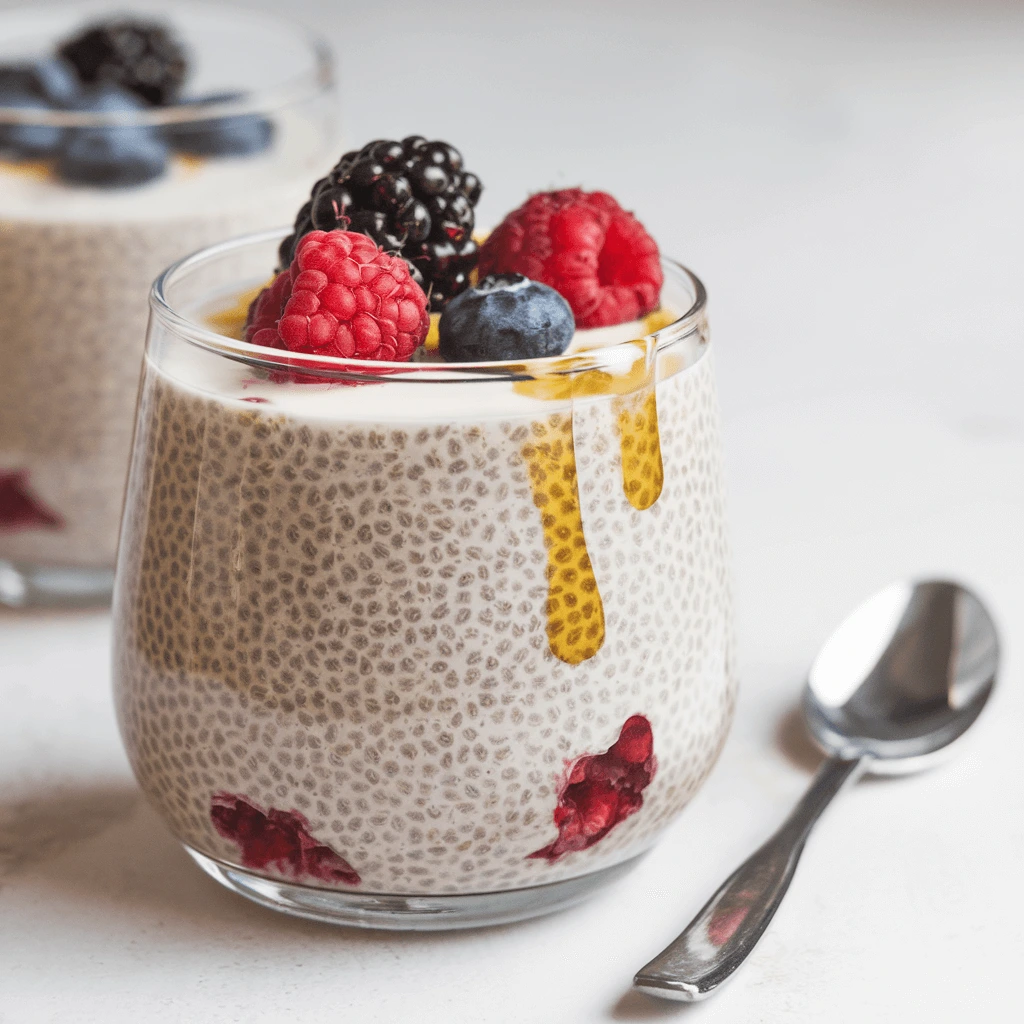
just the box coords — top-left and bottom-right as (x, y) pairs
(113, 142), (737, 929)
(0, 3), (336, 606)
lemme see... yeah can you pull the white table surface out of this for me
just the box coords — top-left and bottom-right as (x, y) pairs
(2, 0), (1023, 1020)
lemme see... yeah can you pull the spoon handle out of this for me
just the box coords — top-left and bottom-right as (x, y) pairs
(634, 755), (865, 1001)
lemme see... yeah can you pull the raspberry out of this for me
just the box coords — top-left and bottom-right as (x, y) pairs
(244, 230), (429, 361)
(244, 269), (292, 349)
(478, 189), (663, 329)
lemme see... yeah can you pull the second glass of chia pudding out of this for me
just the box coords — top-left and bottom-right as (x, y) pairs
(0, 3), (337, 605)
(113, 138), (737, 929)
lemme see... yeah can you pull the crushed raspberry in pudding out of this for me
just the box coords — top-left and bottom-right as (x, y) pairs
(0, 469), (63, 532)
(210, 793), (361, 886)
(528, 715), (657, 863)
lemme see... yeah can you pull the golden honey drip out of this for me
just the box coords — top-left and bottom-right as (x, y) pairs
(206, 282), (273, 340)
(522, 415), (605, 665)
(615, 387), (664, 511)
(513, 356), (649, 403)
(512, 310), (676, 513)
(639, 306), (679, 335)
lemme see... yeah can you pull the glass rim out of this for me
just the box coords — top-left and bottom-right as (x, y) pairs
(0, 3), (334, 128)
(150, 227), (710, 384)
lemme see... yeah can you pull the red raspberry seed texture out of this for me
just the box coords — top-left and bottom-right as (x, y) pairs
(478, 189), (663, 329)
(244, 230), (429, 361)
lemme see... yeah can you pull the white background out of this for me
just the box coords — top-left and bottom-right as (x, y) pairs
(2, 0), (1023, 1020)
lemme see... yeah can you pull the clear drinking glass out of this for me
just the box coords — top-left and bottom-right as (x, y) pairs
(113, 228), (737, 930)
(0, 3), (337, 606)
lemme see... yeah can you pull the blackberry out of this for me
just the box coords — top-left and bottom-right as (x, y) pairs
(279, 136), (484, 311)
(58, 18), (188, 106)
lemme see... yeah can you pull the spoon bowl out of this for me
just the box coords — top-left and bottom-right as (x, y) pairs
(804, 580), (999, 772)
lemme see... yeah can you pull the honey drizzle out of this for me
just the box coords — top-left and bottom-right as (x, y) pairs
(615, 386), (664, 511)
(522, 414), (606, 665)
(518, 313), (681, 662)
(515, 340), (667, 513)
(205, 282), (273, 340)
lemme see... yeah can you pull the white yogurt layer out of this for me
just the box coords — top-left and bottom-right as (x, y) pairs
(161, 292), (695, 424)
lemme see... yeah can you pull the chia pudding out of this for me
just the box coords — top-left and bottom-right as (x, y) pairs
(0, 6), (336, 594)
(113, 206), (736, 920)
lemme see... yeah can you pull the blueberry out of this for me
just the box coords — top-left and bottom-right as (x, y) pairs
(164, 92), (274, 158)
(55, 84), (168, 186)
(438, 274), (575, 363)
(0, 58), (80, 104)
(66, 83), (145, 114)
(0, 88), (64, 158)
(58, 127), (168, 186)
(33, 58), (81, 104)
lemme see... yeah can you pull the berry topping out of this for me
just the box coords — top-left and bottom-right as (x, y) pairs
(0, 92), (63, 159)
(164, 91), (274, 157)
(56, 86), (168, 187)
(478, 189), (663, 329)
(278, 136), (484, 312)
(0, 58), (79, 105)
(438, 274), (575, 363)
(58, 18), (188, 106)
(244, 270), (293, 348)
(57, 128), (167, 187)
(245, 230), (429, 362)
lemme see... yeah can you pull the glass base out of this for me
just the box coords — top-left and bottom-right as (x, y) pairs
(0, 560), (114, 608)
(185, 845), (643, 931)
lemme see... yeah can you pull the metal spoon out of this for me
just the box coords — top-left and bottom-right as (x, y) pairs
(634, 578), (999, 1002)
